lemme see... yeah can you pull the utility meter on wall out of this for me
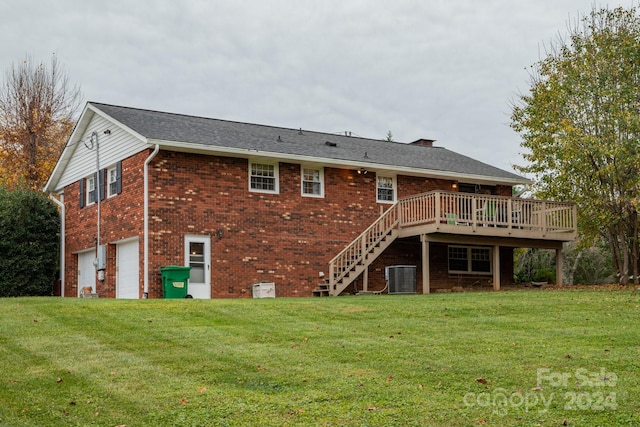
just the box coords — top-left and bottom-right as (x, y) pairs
(94, 245), (107, 270)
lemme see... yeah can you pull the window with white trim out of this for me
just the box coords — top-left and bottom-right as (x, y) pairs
(301, 166), (324, 197)
(86, 174), (97, 205)
(249, 162), (278, 193)
(448, 246), (492, 274)
(108, 166), (118, 197)
(376, 175), (396, 203)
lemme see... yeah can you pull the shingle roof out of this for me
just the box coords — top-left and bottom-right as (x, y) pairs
(92, 102), (526, 183)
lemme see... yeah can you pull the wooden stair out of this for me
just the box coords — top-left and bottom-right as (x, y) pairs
(312, 281), (330, 297)
(329, 204), (401, 296)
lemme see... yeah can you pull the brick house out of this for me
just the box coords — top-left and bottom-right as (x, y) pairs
(44, 102), (576, 298)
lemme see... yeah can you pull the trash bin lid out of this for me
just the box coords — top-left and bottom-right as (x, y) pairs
(160, 265), (192, 271)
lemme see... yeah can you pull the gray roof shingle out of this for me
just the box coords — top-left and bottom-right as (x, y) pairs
(92, 102), (525, 183)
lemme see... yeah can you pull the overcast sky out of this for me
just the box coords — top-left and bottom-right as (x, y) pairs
(1, 1), (637, 175)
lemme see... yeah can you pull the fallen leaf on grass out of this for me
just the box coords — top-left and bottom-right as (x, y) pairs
(386, 375), (394, 382)
(476, 378), (487, 384)
(180, 398), (187, 405)
(367, 407), (378, 411)
(257, 365), (266, 371)
(198, 387), (207, 393)
(531, 386), (543, 391)
(56, 377), (63, 383)
(479, 419), (487, 424)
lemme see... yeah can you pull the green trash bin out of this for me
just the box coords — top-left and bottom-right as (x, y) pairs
(160, 266), (192, 298)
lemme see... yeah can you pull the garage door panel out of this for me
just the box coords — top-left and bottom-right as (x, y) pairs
(117, 240), (139, 299)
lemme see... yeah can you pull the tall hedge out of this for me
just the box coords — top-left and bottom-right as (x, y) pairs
(0, 186), (60, 296)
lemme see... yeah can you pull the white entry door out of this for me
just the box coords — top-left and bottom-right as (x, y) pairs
(77, 250), (96, 297)
(185, 235), (211, 299)
(116, 239), (139, 299)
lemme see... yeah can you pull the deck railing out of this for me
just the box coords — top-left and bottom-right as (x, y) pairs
(328, 191), (576, 294)
(397, 191), (577, 235)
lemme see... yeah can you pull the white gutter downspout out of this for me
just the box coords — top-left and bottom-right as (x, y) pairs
(143, 144), (160, 298)
(49, 193), (65, 297)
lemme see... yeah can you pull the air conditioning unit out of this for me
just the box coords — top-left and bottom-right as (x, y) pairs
(385, 265), (417, 294)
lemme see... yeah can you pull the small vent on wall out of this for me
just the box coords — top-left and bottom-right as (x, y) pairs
(325, 141), (338, 147)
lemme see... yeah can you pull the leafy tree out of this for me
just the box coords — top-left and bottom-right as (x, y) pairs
(0, 54), (81, 190)
(511, 6), (640, 284)
(385, 130), (393, 142)
(0, 186), (60, 296)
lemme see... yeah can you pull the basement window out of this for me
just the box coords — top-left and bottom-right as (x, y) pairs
(448, 246), (492, 274)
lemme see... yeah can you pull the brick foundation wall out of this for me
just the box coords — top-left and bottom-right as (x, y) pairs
(355, 241), (514, 294)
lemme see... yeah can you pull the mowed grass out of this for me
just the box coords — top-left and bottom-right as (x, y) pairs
(0, 289), (638, 426)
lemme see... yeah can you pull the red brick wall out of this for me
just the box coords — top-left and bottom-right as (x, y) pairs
(427, 243), (513, 291)
(146, 152), (436, 298)
(63, 150), (147, 298)
(353, 241), (514, 294)
(61, 148), (513, 298)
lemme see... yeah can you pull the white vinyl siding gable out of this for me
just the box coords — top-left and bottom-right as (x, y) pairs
(57, 113), (147, 191)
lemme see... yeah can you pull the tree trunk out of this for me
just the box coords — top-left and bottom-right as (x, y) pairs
(607, 230), (624, 284)
(621, 230), (630, 285)
(27, 131), (37, 188)
(566, 247), (582, 286)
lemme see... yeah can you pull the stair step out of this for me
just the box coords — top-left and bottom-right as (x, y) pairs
(312, 289), (330, 296)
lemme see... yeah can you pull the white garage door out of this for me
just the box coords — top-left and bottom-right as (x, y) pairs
(117, 239), (139, 299)
(78, 250), (96, 297)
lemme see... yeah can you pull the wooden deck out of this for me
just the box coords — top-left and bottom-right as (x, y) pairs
(328, 191), (577, 296)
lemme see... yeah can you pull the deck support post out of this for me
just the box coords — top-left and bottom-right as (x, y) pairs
(493, 245), (500, 291)
(421, 234), (430, 294)
(362, 268), (369, 292)
(556, 246), (563, 287)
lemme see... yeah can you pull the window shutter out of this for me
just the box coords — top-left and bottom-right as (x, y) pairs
(99, 169), (106, 201)
(79, 178), (85, 208)
(115, 161), (122, 194)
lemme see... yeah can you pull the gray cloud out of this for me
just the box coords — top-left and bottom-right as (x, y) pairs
(1, 0), (636, 174)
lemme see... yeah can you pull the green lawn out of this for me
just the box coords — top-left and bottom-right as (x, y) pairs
(0, 288), (638, 426)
